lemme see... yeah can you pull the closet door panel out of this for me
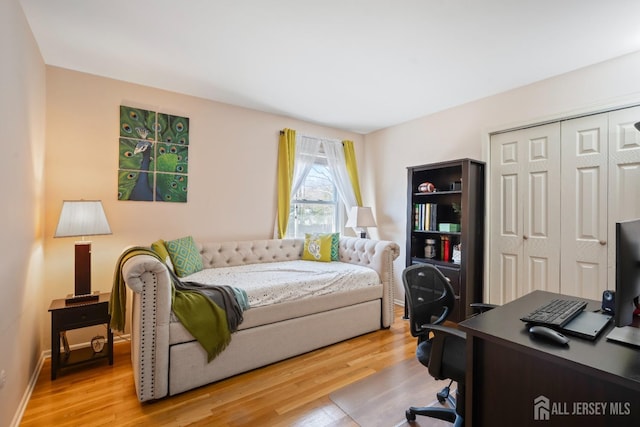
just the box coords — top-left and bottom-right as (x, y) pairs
(489, 123), (560, 304)
(560, 114), (608, 299)
(575, 261), (603, 300)
(615, 165), (640, 215)
(490, 133), (524, 304)
(524, 169), (555, 294)
(607, 106), (640, 286)
(523, 126), (561, 297)
(576, 167), (602, 240)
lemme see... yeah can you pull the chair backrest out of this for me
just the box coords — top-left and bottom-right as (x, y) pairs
(402, 263), (456, 338)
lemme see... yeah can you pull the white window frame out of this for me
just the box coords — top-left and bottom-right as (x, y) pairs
(285, 149), (344, 238)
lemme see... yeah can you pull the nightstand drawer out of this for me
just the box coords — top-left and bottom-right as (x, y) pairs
(53, 302), (108, 328)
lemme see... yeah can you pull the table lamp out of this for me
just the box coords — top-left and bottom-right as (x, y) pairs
(54, 200), (112, 304)
(345, 206), (377, 238)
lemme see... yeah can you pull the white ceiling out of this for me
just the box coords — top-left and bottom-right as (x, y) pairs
(20, 0), (640, 134)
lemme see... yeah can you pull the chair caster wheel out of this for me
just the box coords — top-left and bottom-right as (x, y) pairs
(437, 387), (450, 403)
(406, 409), (416, 422)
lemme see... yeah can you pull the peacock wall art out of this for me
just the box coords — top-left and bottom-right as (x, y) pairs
(118, 105), (189, 202)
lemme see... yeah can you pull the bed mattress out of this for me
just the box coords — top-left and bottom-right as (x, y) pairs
(169, 260), (383, 345)
(182, 259), (380, 307)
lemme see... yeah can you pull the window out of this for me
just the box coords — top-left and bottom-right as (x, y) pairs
(285, 153), (342, 238)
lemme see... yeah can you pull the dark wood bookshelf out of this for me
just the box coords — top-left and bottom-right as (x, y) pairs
(406, 158), (485, 322)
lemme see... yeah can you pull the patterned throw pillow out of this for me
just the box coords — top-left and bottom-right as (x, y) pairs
(302, 233), (334, 262)
(330, 232), (340, 261)
(165, 236), (203, 277)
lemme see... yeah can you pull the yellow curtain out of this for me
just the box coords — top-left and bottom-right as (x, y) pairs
(343, 140), (363, 207)
(277, 129), (296, 238)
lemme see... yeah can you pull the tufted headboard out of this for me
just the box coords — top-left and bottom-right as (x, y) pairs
(197, 239), (304, 268)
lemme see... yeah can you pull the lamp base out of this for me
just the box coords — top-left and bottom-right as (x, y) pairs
(65, 291), (100, 305)
(74, 241), (92, 296)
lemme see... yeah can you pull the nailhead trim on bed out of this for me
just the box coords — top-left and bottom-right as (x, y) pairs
(138, 272), (158, 401)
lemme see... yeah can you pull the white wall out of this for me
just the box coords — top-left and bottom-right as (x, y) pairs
(0, 1), (46, 426)
(363, 51), (640, 303)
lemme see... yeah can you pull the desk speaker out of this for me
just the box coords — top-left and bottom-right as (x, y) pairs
(602, 290), (615, 314)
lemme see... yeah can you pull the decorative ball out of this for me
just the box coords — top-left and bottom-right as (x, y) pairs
(418, 182), (436, 193)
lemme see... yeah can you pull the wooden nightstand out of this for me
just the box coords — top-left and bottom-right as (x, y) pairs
(48, 293), (113, 380)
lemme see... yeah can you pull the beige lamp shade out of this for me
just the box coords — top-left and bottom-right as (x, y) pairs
(345, 206), (377, 238)
(54, 200), (112, 238)
(345, 206), (377, 228)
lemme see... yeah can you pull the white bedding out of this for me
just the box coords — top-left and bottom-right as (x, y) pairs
(182, 260), (380, 307)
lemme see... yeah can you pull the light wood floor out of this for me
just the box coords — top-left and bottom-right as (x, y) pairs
(21, 306), (420, 427)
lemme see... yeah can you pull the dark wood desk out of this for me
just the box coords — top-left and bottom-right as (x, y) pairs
(459, 290), (640, 426)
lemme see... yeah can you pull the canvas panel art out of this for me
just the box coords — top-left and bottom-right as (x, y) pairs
(118, 106), (189, 202)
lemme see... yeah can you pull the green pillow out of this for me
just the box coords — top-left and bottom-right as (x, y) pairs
(165, 236), (203, 277)
(303, 233), (334, 262)
(151, 239), (174, 271)
(330, 232), (339, 261)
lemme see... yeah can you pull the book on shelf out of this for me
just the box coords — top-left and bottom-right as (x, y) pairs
(413, 203), (438, 231)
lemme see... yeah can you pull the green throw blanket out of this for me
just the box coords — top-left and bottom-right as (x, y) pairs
(110, 246), (248, 362)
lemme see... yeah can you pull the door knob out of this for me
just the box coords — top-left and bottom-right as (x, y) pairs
(599, 240), (606, 245)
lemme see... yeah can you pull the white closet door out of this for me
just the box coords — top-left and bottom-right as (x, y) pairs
(489, 123), (561, 304)
(490, 131), (523, 304)
(560, 114), (609, 299)
(607, 106), (640, 288)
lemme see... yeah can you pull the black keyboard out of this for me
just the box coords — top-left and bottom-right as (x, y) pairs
(520, 298), (587, 328)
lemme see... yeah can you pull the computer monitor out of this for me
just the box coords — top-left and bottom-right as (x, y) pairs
(614, 218), (640, 327)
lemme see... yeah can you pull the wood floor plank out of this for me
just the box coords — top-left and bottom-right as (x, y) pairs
(21, 306), (420, 426)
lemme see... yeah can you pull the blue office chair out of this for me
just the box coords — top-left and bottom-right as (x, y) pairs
(402, 263), (466, 426)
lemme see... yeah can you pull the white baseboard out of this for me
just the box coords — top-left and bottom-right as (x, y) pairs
(10, 351), (45, 427)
